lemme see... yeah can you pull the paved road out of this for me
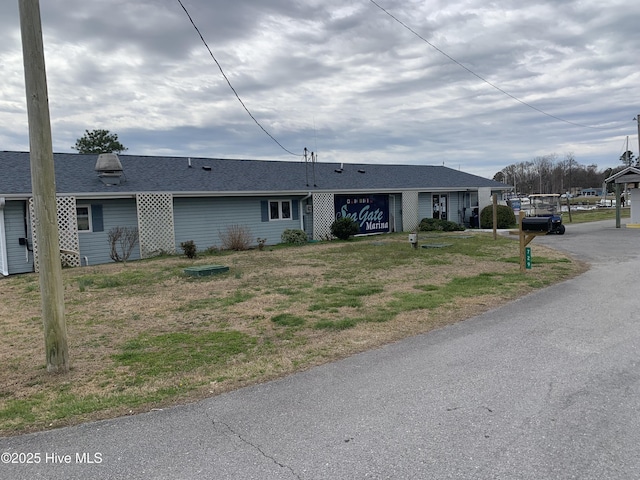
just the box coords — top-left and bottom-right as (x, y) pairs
(2, 220), (640, 479)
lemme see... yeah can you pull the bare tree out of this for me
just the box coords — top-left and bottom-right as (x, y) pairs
(496, 152), (613, 196)
(532, 154), (556, 194)
(108, 227), (139, 262)
(564, 152), (576, 194)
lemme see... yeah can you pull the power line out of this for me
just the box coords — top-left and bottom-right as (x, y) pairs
(176, 0), (302, 156)
(368, 0), (619, 131)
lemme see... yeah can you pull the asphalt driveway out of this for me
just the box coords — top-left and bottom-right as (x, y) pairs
(2, 219), (639, 479)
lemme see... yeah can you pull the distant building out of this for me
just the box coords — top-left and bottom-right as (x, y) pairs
(578, 188), (604, 197)
(0, 151), (509, 275)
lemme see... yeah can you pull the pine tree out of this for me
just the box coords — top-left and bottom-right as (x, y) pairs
(73, 129), (127, 154)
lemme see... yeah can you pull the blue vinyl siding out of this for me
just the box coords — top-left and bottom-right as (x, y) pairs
(418, 193), (431, 221)
(174, 196), (302, 250)
(3, 199), (140, 273)
(2, 192), (473, 274)
(77, 199), (140, 266)
(450, 193), (462, 225)
(5, 201), (34, 274)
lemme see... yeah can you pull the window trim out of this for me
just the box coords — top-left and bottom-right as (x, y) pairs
(268, 199), (292, 221)
(76, 205), (93, 232)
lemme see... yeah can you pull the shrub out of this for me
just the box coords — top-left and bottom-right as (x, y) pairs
(180, 240), (197, 259)
(281, 229), (308, 245)
(205, 245), (220, 255)
(330, 217), (360, 240)
(107, 226), (139, 262)
(418, 218), (465, 232)
(219, 225), (253, 251)
(480, 205), (516, 229)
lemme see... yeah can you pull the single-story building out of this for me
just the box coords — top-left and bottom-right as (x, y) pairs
(578, 188), (604, 197)
(0, 151), (509, 275)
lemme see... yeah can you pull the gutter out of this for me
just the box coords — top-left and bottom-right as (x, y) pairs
(299, 192), (312, 231)
(0, 198), (8, 276)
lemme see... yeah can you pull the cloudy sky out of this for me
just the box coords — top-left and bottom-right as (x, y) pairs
(1, 0), (638, 178)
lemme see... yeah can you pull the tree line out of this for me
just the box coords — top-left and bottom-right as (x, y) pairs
(492, 151), (636, 195)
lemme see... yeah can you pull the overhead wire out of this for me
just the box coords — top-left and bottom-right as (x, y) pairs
(176, 0), (302, 157)
(368, 0), (619, 131)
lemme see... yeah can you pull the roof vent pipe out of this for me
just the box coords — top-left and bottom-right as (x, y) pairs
(95, 153), (124, 186)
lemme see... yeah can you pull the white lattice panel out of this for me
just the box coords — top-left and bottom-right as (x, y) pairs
(30, 196), (80, 272)
(136, 193), (175, 258)
(56, 197), (81, 267)
(312, 193), (335, 240)
(402, 191), (420, 232)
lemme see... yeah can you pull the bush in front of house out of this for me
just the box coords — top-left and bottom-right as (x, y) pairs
(330, 217), (360, 240)
(281, 229), (308, 245)
(180, 240), (197, 259)
(418, 218), (465, 232)
(219, 225), (253, 251)
(480, 205), (516, 229)
(108, 226), (139, 262)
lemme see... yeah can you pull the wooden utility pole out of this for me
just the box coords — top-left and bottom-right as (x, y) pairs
(19, 0), (69, 373)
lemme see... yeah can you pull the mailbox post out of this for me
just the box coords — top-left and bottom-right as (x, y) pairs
(518, 211), (550, 273)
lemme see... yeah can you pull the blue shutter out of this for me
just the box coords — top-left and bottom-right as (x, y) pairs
(92, 204), (104, 232)
(292, 200), (299, 220)
(261, 201), (269, 222)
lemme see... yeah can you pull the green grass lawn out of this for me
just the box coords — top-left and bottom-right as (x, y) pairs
(563, 207), (629, 224)
(0, 231), (584, 436)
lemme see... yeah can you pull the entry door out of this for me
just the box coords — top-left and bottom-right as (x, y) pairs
(432, 194), (448, 220)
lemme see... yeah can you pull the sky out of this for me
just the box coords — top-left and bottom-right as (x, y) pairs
(1, 0), (639, 179)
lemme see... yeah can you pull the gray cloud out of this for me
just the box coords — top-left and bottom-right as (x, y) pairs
(1, 0), (638, 178)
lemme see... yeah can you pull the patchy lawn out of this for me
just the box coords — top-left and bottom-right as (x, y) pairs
(0, 232), (585, 436)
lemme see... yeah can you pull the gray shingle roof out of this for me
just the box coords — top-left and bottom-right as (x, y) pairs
(0, 151), (507, 197)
